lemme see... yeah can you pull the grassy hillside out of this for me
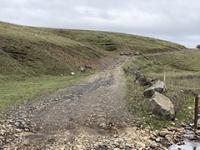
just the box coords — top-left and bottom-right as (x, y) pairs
(0, 22), (185, 80)
(124, 50), (200, 128)
(0, 21), (186, 110)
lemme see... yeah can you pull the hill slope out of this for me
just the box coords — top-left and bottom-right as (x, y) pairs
(124, 50), (200, 129)
(0, 22), (185, 79)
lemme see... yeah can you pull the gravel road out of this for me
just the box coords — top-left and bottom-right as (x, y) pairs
(1, 53), (187, 150)
(2, 56), (140, 149)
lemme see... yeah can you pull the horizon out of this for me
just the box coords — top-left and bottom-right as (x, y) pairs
(0, 20), (193, 48)
(1, 0), (199, 48)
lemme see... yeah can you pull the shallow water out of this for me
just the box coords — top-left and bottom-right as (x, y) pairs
(169, 125), (200, 150)
(169, 141), (200, 150)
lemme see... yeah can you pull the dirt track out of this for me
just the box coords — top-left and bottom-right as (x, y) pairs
(2, 51), (195, 149)
(2, 56), (141, 149)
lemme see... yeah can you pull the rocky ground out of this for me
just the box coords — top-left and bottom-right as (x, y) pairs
(0, 55), (195, 150)
(0, 117), (186, 150)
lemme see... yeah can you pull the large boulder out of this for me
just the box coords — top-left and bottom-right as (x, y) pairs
(144, 80), (166, 98)
(149, 92), (175, 120)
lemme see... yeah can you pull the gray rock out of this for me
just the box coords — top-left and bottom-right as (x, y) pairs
(120, 52), (132, 56)
(134, 51), (140, 55)
(80, 67), (86, 72)
(85, 65), (92, 69)
(14, 120), (27, 129)
(70, 72), (75, 76)
(155, 137), (162, 142)
(144, 80), (166, 98)
(99, 122), (107, 129)
(149, 92), (175, 120)
(149, 141), (159, 149)
(159, 130), (170, 137)
(95, 145), (109, 150)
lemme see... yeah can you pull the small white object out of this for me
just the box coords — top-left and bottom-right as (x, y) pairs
(70, 72), (75, 76)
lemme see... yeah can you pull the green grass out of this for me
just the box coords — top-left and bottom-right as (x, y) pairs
(124, 50), (200, 129)
(0, 21), (185, 79)
(0, 73), (91, 111)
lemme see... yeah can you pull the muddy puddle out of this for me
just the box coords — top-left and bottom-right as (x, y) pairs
(169, 141), (200, 150)
(169, 126), (200, 150)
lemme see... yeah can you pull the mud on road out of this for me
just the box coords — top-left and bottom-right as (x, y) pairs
(1, 56), (168, 150)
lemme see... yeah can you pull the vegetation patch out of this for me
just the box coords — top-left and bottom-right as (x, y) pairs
(0, 22), (185, 80)
(0, 72), (92, 111)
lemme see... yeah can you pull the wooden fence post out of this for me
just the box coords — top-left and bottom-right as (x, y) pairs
(194, 95), (199, 129)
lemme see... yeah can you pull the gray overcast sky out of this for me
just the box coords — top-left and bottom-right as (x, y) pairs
(0, 0), (199, 47)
